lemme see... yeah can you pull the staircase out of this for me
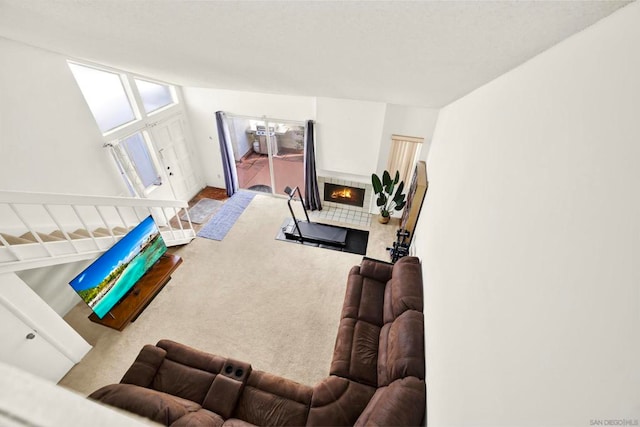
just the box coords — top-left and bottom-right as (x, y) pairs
(0, 190), (196, 274)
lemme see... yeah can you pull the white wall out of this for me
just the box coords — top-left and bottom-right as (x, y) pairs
(16, 260), (93, 316)
(375, 104), (439, 176)
(315, 97), (386, 179)
(182, 87), (316, 187)
(0, 37), (127, 196)
(413, 3), (640, 426)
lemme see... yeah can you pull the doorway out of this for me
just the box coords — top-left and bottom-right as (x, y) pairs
(227, 116), (305, 197)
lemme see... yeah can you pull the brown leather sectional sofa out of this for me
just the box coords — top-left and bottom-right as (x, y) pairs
(90, 256), (425, 426)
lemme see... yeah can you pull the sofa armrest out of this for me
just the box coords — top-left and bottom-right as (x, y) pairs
(120, 344), (167, 388)
(89, 383), (200, 425)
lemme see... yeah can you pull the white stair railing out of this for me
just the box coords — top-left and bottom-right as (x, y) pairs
(0, 190), (195, 273)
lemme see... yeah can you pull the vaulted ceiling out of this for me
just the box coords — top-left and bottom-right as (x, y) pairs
(0, 0), (633, 107)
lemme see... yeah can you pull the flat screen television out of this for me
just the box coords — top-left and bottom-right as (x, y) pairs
(69, 215), (167, 319)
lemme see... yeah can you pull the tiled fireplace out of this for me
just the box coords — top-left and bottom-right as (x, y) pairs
(310, 176), (372, 227)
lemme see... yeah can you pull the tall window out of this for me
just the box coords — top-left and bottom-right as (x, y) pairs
(69, 62), (178, 196)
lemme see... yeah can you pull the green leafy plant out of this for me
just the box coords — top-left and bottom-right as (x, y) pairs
(371, 170), (406, 218)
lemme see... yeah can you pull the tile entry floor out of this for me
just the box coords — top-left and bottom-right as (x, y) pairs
(310, 206), (372, 227)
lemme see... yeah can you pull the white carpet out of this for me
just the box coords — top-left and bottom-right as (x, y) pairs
(60, 194), (397, 395)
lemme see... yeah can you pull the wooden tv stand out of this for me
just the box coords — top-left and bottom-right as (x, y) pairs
(88, 253), (182, 331)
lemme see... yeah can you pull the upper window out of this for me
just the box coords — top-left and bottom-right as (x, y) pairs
(69, 63), (136, 133)
(134, 79), (175, 114)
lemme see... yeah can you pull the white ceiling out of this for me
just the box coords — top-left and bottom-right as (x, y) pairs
(0, 0), (633, 108)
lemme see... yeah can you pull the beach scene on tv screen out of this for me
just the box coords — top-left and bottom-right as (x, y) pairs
(69, 216), (166, 319)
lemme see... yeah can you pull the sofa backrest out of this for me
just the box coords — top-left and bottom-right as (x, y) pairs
(383, 257), (424, 324)
(379, 257), (424, 387)
(377, 310), (425, 387)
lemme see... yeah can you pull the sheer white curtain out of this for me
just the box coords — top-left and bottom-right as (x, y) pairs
(387, 134), (424, 187)
(105, 142), (146, 197)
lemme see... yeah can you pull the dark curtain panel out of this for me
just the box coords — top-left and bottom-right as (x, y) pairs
(215, 111), (238, 197)
(303, 120), (322, 211)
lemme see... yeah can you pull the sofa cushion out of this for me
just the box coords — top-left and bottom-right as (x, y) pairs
(330, 317), (381, 387)
(355, 377), (426, 426)
(377, 310), (425, 387)
(307, 375), (376, 427)
(152, 358), (217, 404)
(383, 257), (423, 324)
(233, 370), (312, 426)
(222, 419), (257, 427)
(171, 409), (225, 427)
(340, 266), (386, 326)
(89, 383), (200, 425)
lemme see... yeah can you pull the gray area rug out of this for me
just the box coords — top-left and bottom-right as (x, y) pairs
(197, 190), (256, 240)
(181, 198), (223, 224)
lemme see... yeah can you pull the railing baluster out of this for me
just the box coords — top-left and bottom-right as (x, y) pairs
(159, 208), (177, 241)
(115, 206), (129, 229)
(173, 207), (187, 238)
(95, 205), (117, 243)
(8, 204), (54, 257)
(181, 207), (195, 237)
(174, 207), (185, 232)
(71, 205), (100, 250)
(133, 207), (143, 223)
(43, 204), (80, 254)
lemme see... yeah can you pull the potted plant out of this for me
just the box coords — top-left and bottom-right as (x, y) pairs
(371, 170), (406, 224)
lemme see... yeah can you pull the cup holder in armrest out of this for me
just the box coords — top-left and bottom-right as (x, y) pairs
(202, 358), (253, 418)
(221, 359), (251, 382)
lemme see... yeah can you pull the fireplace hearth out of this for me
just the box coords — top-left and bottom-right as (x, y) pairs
(324, 183), (366, 208)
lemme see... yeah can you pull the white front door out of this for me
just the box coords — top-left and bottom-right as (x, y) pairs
(150, 115), (200, 201)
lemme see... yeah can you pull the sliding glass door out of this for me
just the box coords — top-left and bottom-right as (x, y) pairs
(227, 116), (305, 197)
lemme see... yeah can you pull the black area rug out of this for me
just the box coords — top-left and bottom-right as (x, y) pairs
(275, 219), (369, 256)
